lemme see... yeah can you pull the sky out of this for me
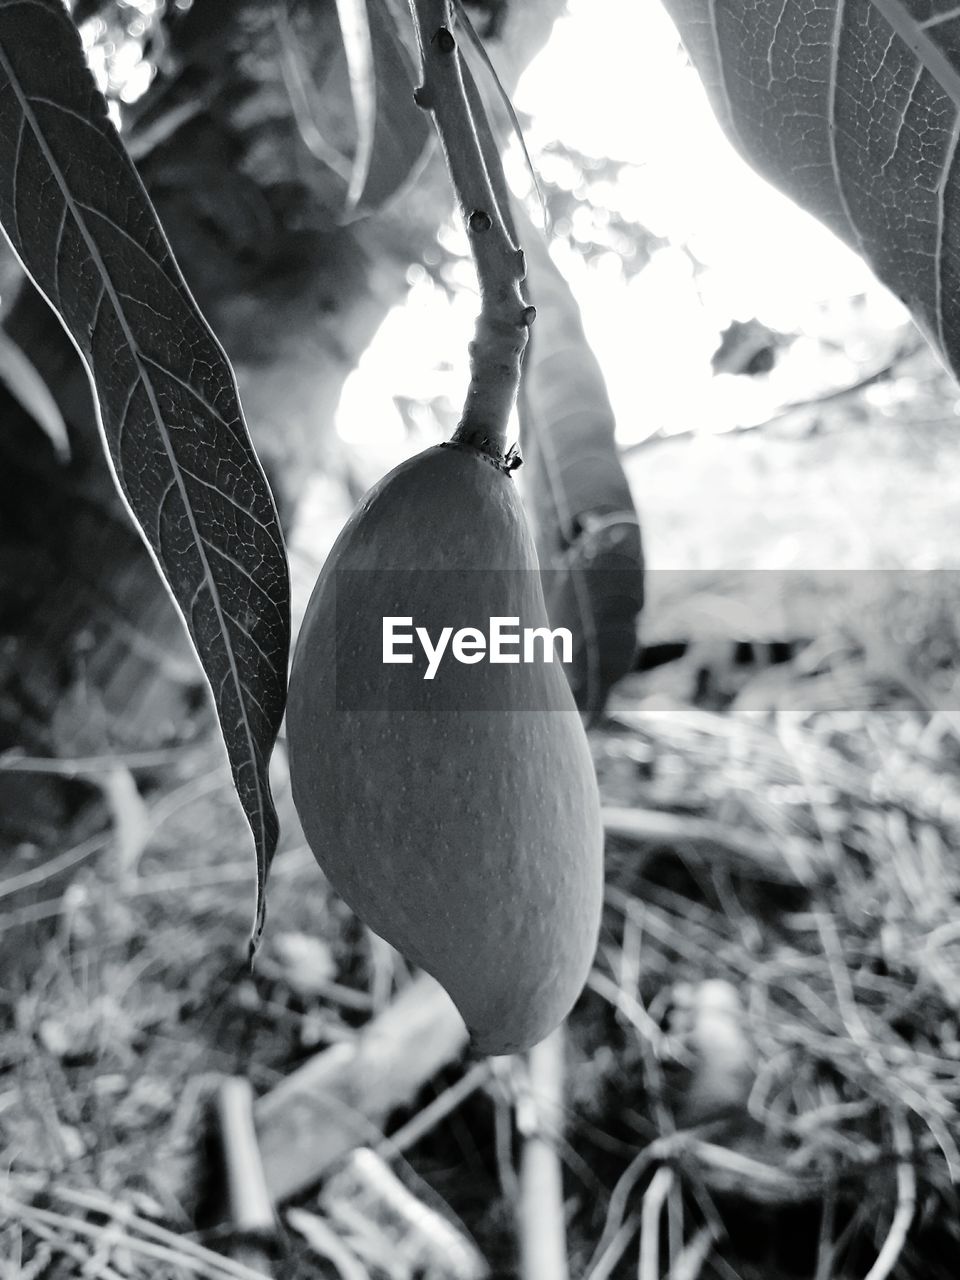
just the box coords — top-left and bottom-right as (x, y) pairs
(83, 0), (940, 576)
(334, 0), (910, 477)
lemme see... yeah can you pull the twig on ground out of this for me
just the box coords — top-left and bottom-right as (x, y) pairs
(286, 1209), (370, 1280)
(320, 1148), (487, 1280)
(581, 1142), (662, 1278)
(582, 1216), (640, 1280)
(0, 1185), (271, 1280)
(668, 1224), (718, 1280)
(622, 336), (925, 456)
(16, 1217), (127, 1280)
(215, 1077), (276, 1276)
(255, 972), (468, 1201)
(814, 1168), (838, 1280)
(688, 1140), (825, 1205)
(490, 1060), (522, 1205)
(0, 745), (196, 774)
(586, 968), (675, 1058)
(97, 764), (150, 880)
(517, 1028), (569, 1280)
(377, 1059), (492, 1159)
(639, 1165), (675, 1280)
(0, 831), (108, 902)
(603, 805), (821, 884)
(862, 1113), (916, 1280)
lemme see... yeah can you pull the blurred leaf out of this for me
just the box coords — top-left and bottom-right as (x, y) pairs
(536, 140), (667, 277)
(455, 56), (644, 721)
(352, 0), (434, 214)
(661, 0), (960, 380)
(454, 0), (545, 229)
(0, 328), (70, 460)
(712, 317), (795, 378)
(275, 0), (354, 185)
(279, 0), (432, 220)
(0, 0), (290, 946)
(518, 209), (645, 723)
(334, 0), (376, 212)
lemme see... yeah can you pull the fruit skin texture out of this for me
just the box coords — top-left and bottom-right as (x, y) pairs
(286, 443), (604, 1056)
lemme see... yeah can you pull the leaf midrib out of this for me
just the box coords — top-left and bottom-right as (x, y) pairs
(0, 33), (270, 856)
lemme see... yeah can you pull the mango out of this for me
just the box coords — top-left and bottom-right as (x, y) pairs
(286, 441), (604, 1055)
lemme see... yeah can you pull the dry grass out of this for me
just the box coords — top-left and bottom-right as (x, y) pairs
(3, 576), (960, 1279)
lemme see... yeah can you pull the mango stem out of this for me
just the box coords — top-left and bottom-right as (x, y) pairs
(409, 0), (533, 461)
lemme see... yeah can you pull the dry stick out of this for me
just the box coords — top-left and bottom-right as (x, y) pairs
(667, 1175), (685, 1275)
(862, 1112), (916, 1280)
(0, 829), (108, 901)
(517, 1028), (569, 1280)
(375, 1059), (492, 1158)
(690, 1141), (824, 1206)
(586, 967), (674, 1057)
(286, 1209), (368, 1280)
(621, 337), (925, 456)
(0, 745), (193, 773)
(255, 972), (468, 1201)
(602, 806), (820, 885)
(814, 1170), (838, 1280)
(17, 1218), (127, 1280)
(668, 1224), (717, 1280)
(639, 1166), (675, 1280)
(0, 1191), (271, 1280)
(408, 0), (533, 458)
(582, 1144), (662, 1278)
(215, 1077), (277, 1277)
(583, 1216), (641, 1280)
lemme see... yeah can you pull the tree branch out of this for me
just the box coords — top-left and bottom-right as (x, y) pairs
(409, 0), (533, 460)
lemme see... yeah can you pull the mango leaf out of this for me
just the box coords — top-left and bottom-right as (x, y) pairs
(0, 1), (290, 947)
(279, 0), (433, 219)
(452, 0), (546, 227)
(455, 54), (644, 722)
(660, 0), (960, 378)
(518, 208), (645, 724)
(334, 0), (377, 212)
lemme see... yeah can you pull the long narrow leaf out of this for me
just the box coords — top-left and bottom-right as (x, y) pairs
(453, 0), (546, 230)
(277, 0), (432, 219)
(517, 205), (645, 722)
(275, 0), (353, 183)
(334, 0), (377, 212)
(459, 55), (644, 720)
(0, 1), (290, 947)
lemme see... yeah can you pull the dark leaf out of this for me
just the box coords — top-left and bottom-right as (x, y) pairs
(279, 0), (433, 220)
(518, 208), (645, 723)
(712, 318), (794, 378)
(0, 1), (290, 946)
(454, 56), (644, 722)
(355, 0), (434, 214)
(661, 0), (960, 380)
